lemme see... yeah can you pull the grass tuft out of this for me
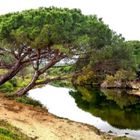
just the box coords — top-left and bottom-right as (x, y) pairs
(0, 120), (31, 140)
(16, 96), (43, 107)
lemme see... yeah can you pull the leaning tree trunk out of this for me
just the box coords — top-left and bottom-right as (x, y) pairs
(15, 82), (36, 96)
(0, 62), (23, 85)
(15, 72), (39, 96)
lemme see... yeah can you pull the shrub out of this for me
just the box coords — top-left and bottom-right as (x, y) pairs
(75, 68), (94, 85)
(9, 78), (17, 87)
(16, 96), (42, 107)
(0, 120), (31, 140)
(0, 82), (14, 92)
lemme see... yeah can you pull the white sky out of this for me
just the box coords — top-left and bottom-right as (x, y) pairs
(0, 0), (140, 40)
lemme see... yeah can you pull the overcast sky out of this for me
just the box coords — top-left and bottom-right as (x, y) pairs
(0, 0), (140, 40)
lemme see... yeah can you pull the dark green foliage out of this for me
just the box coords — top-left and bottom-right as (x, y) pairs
(0, 7), (115, 90)
(125, 41), (140, 80)
(0, 7), (85, 48)
(0, 78), (20, 92)
(74, 39), (137, 85)
(0, 7), (116, 61)
(16, 96), (42, 107)
(125, 41), (140, 66)
(0, 7), (139, 91)
(72, 17), (134, 85)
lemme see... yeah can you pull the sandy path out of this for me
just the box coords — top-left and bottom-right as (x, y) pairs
(0, 95), (112, 140)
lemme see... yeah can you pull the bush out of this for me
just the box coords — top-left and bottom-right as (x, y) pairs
(9, 78), (17, 87)
(16, 96), (42, 107)
(74, 68), (94, 85)
(0, 77), (20, 93)
(105, 75), (115, 85)
(0, 82), (14, 92)
(102, 69), (136, 88)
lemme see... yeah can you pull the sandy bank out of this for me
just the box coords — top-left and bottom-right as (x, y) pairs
(0, 94), (115, 140)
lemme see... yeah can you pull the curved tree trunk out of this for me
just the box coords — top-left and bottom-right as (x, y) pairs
(15, 51), (65, 96)
(15, 72), (39, 96)
(15, 82), (36, 96)
(0, 62), (23, 85)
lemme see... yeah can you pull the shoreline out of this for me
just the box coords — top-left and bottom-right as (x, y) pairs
(0, 94), (130, 140)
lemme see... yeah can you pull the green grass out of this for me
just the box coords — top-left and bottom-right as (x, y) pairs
(0, 76), (43, 107)
(113, 136), (133, 140)
(16, 96), (43, 107)
(0, 120), (31, 140)
(0, 77), (31, 93)
(3, 93), (43, 107)
(0, 82), (14, 93)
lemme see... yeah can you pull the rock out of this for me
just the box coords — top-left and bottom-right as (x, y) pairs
(108, 130), (113, 133)
(125, 132), (129, 135)
(130, 81), (140, 90)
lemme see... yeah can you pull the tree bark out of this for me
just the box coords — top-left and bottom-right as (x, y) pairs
(15, 82), (36, 96)
(15, 53), (65, 96)
(15, 72), (39, 96)
(0, 62), (23, 85)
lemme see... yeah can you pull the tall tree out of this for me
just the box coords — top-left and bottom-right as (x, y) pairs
(0, 7), (118, 95)
(73, 30), (135, 85)
(125, 40), (140, 80)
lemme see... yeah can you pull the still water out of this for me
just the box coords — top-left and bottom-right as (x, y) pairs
(28, 85), (140, 139)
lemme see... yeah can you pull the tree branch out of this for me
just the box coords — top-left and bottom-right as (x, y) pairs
(35, 74), (72, 86)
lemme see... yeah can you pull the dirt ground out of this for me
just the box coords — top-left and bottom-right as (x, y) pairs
(0, 94), (113, 140)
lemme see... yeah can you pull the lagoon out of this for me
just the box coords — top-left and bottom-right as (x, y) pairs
(29, 85), (140, 139)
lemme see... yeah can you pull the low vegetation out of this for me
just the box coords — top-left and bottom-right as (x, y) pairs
(0, 120), (31, 140)
(114, 136), (133, 140)
(16, 96), (42, 107)
(0, 77), (43, 107)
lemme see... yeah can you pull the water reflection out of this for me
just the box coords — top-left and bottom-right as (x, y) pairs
(29, 85), (140, 139)
(70, 86), (140, 130)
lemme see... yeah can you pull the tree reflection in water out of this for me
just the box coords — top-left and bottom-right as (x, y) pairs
(70, 85), (140, 130)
